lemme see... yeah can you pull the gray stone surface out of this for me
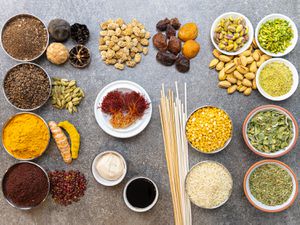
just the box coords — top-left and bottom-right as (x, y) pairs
(0, 0), (299, 224)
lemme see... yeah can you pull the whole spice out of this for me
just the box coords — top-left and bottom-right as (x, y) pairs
(46, 42), (69, 65)
(153, 32), (168, 51)
(186, 106), (232, 153)
(100, 90), (150, 128)
(185, 161), (233, 208)
(249, 164), (293, 206)
(69, 45), (91, 68)
(247, 110), (293, 153)
(156, 51), (177, 66)
(49, 170), (87, 206)
(3, 163), (49, 208)
(258, 18), (293, 54)
(176, 54), (190, 73)
(2, 15), (48, 60)
(70, 23), (89, 44)
(58, 121), (80, 159)
(156, 18), (170, 31)
(178, 23), (198, 41)
(182, 40), (200, 59)
(3, 113), (50, 160)
(4, 63), (51, 109)
(168, 36), (181, 55)
(259, 62), (293, 97)
(51, 78), (85, 114)
(214, 16), (249, 52)
(48, 19), (71, 42)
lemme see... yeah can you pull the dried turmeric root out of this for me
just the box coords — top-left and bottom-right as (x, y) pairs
(48, 121), (72, 164)
(58, 121), (80, 159)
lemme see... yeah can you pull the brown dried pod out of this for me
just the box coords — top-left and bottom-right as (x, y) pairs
(156, 18), (170, 31)
(69, 45), (90, 68)
(166, 24), (176, 39)
(156, 51), (176, 66)
(153, 32), (168, 51)
(176, 54), (190, 73)
(170, 18), (181, 30)
(167, 36), (181, 55)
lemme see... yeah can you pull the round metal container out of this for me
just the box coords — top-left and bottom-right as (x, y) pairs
(185, 160), (233, 209)
(185, 105), (233, 154)
(3, 62), (52, 111)
(2, 112), (50, 160)
(0, 13), (49, 62)
(2, 161), (50, 210)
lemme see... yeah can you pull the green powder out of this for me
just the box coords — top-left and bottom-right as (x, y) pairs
(259, 62), (293, 97)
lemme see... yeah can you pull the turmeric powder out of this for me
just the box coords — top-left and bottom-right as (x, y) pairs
(3, 113), (50, 159)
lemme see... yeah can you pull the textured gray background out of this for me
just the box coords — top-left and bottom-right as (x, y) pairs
(0, 0), (299, 224)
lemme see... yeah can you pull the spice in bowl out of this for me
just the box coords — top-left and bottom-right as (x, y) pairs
(247, 110), (294, 153)
(2, 162), (49, 209)
(1, 14), (48, 61)
(185, 161), (233, 209)
(186, 106), (232, 153)
(259, 62), (293, 97)
(2, 113), (50, 160)
(4, 63), (51, 110)
(249, 164), (293, 206)
(258, 18), (293, 54)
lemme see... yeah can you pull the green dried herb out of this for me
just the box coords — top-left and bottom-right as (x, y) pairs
(258, 18), (293, 53)
(249, 164), (293, 206)
(247, 110), (293, 153)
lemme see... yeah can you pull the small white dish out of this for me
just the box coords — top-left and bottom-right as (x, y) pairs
(255, 14), (298, 57)
(94, 80), (152, 138)
(92, 150), (127, 186)
(210, 12), (254, 55)
(123, 176), (159, 213)
(244, 160), (298, 212)
(256, 58), (298, 101)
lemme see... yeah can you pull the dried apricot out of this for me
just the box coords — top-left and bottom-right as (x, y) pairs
(178, 23), (198, 41)
(182, 40), (200, 59)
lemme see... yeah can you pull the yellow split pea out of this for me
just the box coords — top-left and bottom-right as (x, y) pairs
(186, 107), (232, 153)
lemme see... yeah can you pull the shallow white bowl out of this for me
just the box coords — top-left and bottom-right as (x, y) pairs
(91, 150), (127, 186)
(256, 58), (298, 101)
(255, 14), (298, 57)
(244, 160), (298, 213)
(94, 80), (152, 138)
(210, 12), (254, 55)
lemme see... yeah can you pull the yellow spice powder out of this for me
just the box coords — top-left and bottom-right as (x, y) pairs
(186, 107), (232, 152)
(3, 113), (50, 159)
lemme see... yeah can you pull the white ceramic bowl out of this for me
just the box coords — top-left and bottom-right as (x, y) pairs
(210, 12), (254, 55)
(91, 150), (127, 186)
(94, 80), (152, 138)
(242, 105), (298, 158)
(123, 176), (159, 213)
(256, 58), (298, 101)
(244, 160), (298, 213)
(255, 14), (298, 57)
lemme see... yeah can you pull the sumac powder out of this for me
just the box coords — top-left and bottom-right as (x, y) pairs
(4, 63), (51, 109)
(2, 15), (48, 60)
(2, 163), (49, 208)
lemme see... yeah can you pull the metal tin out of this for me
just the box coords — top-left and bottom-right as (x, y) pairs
(2, 161), (50, 210)
(2, 112), (50, 161)
(185, 160), (233, 209)
(0, 13), (49, 62)
(185, 105), (233, 154)
(3, 62), (52, 111)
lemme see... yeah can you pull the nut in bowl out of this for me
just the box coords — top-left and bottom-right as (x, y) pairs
(255, 14), (298, 57)
(256, 58), (298, 101)
(185, 106), (232, 154)
(243, 105), (298, 158)
(210, 12), (254, 55)
(244, 160), (298, 212)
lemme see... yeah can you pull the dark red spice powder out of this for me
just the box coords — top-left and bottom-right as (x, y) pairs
(3, 163), (49, 208)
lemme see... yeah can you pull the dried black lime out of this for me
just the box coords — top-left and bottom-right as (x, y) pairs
(70, 23), (89, 44)
(48, 19), (70, 42)
(69, 45), (90, 68)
